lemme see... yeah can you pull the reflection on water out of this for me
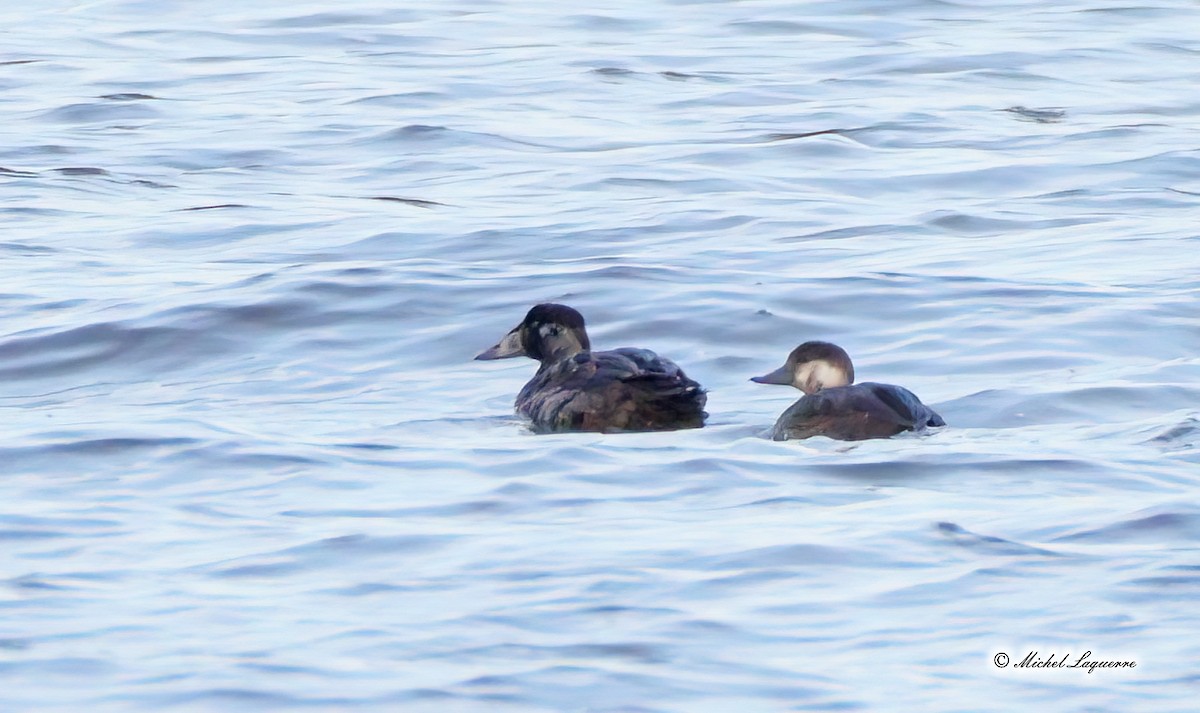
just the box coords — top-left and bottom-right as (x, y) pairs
(2, 0), (1198, 709)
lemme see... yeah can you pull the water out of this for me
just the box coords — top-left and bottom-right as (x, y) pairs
(3, 0), (1199, 709)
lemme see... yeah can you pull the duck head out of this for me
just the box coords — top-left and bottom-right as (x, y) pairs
(476, 303), (592, 363)
(751, 341), (854, 394)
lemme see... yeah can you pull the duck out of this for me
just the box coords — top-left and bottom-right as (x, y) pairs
(751, 341), (944, 441)
(476, 303), (707, 433)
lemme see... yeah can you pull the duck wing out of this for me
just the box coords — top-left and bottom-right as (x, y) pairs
(861, 382), (945, 429)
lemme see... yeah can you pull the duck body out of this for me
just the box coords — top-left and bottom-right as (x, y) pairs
(769, 382), (945, 442)
(477, 304), (706, 434)
(517, 347), (706, 433)
(752, 340), (944, 442)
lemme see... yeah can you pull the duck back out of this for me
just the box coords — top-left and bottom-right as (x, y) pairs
(517, 348), (707, 433)
(771, 382), (944, 442)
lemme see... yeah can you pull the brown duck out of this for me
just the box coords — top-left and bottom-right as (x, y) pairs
(752, 341), (944, 441)
(476, 304), (707, 433)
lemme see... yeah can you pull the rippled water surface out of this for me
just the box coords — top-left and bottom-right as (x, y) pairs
(3, 0), (1199, 710)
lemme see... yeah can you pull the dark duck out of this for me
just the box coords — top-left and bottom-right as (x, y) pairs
(751, 341), (944, 442)
(476, 303), (707, 433)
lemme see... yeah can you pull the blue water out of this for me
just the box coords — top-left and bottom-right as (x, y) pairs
(3, 0), (1199, 710)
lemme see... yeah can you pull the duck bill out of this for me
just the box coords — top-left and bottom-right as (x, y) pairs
(475, 327), (524, 360)
(750, 365), (792, 385)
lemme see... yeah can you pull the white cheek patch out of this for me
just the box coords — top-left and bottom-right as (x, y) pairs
(794, 362), (815, 390)
(796, 361), (848, 391)
(813, 362), (843, 387)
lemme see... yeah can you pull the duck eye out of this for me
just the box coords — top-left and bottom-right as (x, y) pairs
(538, 324), (561, 338)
